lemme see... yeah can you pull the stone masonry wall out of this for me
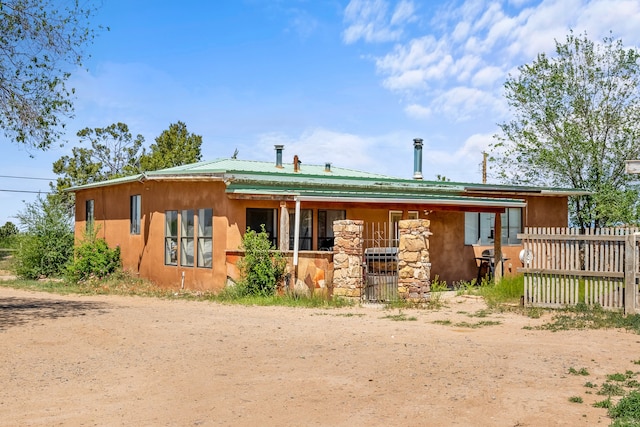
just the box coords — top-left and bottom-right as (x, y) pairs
(332, 219), (363, 300)
(397, 219), (432, 301)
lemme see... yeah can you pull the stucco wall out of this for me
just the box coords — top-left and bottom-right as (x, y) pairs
(73, 182), (569, 291)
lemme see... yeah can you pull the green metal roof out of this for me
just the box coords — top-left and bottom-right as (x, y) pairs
(149, 158), (393, 179)
(65, 157), (587, 202)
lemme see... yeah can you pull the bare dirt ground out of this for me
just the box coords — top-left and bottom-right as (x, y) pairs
(0, 287), (638, 426)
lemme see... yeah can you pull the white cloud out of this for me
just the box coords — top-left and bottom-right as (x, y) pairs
(354, 0), (640, 125)
(425, 132), (496, 182)
(431, 86), (505, 121)
(375, 36), (453, 90)
(257, 128), (376, 171)
(471, 65), (505, 87)
(342, 0), (416, 44)
(404, 103), (431, 119)
(453, 54), (482, 82)
(391, 0), (416, 25)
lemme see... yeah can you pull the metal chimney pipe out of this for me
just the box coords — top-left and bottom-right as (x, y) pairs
(325, 162), (331, 172)
(275, 145), (284, 168)
(413, 138), (423, 180)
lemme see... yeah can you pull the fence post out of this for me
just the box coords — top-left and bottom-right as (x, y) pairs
(624, 233), (637, 315)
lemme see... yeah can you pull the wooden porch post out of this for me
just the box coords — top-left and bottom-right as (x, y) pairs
(279, 202), (289, 252)
(494, 212), (502, 284)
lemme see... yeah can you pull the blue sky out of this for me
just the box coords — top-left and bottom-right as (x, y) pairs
(2, 0), (640, 226)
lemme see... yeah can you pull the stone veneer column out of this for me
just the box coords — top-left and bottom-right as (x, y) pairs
(397, 219), (432, 301)
(332, 219), (363, 300)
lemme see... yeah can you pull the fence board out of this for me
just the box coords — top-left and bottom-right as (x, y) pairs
(518, 227), (639, 311)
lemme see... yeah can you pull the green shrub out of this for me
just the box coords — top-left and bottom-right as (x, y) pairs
(236, 225), (286, 296)
(66, 230), (121, 283)
(609, 391), (640, 422)
(14, 195), (74, 279)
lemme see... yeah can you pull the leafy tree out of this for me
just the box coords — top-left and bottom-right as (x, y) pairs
(52, 122), (145, 193)
(139, 121), (202, 171)
(0, 221), (19, 248)
(491, 32), (640, 228)
(0, 0), (100, 149)
(0, 221), (18, 239)
(14, 194), (74, 279)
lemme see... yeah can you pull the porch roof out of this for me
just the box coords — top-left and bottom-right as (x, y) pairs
(226, 186), (527, 209)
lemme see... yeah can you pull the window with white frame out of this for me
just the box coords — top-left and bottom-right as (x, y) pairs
(197, 208), (213, 268)
(165, 210), (178, 265)
(464, 208), (522, 245)
(181, 209), (195, 267)
(85, 199), (94, 232)
(130, 194), (141, 235)
(165, 209), (212, 268)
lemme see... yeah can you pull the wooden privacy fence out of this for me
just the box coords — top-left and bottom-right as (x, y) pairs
(518, 227), (639, 314)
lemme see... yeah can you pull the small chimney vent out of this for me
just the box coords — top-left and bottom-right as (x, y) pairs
(275, 145), (284, 168)
(325, 162), (332, 172)
(293, 155), (301, 173)
(413, 138), (423, 180)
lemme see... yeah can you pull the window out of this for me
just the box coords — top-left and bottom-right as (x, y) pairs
(246, 208), (278, 246)
(464, 208), (522, 245)
(197, 208), (213, 268)
(165, 211), (178, 265)
(289, 209), (313, 250)
(318, 210), (345, 250)
(85, 199), (94, 232)
(130, 195), (141, 235)
(181, 210), (194, 267)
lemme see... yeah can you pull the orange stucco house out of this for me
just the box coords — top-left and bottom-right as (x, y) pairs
(67, 141), (584, 292)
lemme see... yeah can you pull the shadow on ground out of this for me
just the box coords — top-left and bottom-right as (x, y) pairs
(0, 297), (110, 331)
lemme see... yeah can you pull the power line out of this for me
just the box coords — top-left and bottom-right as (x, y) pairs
(0, 174), (54, 181)
(0, 189), (51, 194)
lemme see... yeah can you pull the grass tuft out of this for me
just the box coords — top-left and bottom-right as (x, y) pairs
(568, 367), (590, 376)
(382, 310), (418, 321)
(538, 303), (640, 335)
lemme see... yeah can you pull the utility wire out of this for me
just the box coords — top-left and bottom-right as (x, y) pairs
(0, 175), (54, 181)
(0, 189), (51, 194)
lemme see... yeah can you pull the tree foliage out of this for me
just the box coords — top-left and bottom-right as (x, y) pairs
(52, 121), (203, 196)
(14, 194), (74, 279)
(0, 0), (99, 149)
(491, 32), (640, 228)
(0, 221), (18, 239)
(0, 221), (19, 248)
(52, 122), (144, 193)
(139, 121), (202, 171)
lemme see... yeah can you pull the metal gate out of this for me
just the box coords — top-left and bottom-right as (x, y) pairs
(362, 222), (399, 302)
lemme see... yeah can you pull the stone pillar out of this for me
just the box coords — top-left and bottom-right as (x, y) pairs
(332, 219), (363, 300)
(397, 219), (432, 301)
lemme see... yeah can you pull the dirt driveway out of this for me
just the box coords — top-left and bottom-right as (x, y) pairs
(0, 287), (637, 426)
